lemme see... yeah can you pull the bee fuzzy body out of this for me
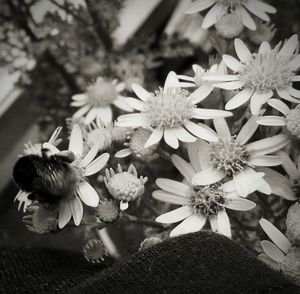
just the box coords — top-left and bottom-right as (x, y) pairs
(13, 150), (78, 204)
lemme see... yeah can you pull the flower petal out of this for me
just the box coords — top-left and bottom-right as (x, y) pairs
(170, 214), (206, 237)
(192, 168), (226, 186)
(258, 41), (271, 54)
(184, 121), (218, 142)
(277, 151), (299, 180)
(125, 97), (146, 111)
(144, 127), (163, 148)
(184, 0), (216, 14)
(213, 118), (231, 138)
(131, 84), (152, 101)
(209, 215), (218, 232)
(202, 3), (226, 29)
(171, 154), (195, 182)
(193, 108), (232, 119)
(279, 34), (298, 57)
(259, 218), (291, 254)
(250, 90), (273, 115)
(187, 140), (211, 171)
(225, 198), (256, 211)
(113, 96), (133, 112)
(189, 84), (213, 104)
(73, 105), (90, 119)
(85, 153), (110, 176)
(77, 182), (99, 207)
(72, 93), (88, 101)
(156, 178), (191, 197)
(58, 200), (72, 229)
(84, 108), (98, 124)
(237, 6), (256, 30)
(277, 88), (300, 103)
(81, 141), (101, 167)
(172, 126), (196, 143)
(223, 54), (242, 72)
(217, 210), (231, 238)
(225, 88), (254, 110)
(267, 99), (290, 115)
(115, 113), (149, 127)
(164, 128), (179, 149)
(236, 113), (259, 145)
(234, 38), (252, 62)
(257, 116), (287, 126)
(152, 190), (188, 205)
(245, 134), (290, 156)
(69, 124), (83, 157)
(95, 107), (113, 124)
(70, 196), (83, 226)
(215, 81), (245, 90)
(164, 71), (180, 90)
(261, 240), (285, 263)
(115, 148), (131, 158)
(243, 1), (270, 21)
(156, 206), (193, 224)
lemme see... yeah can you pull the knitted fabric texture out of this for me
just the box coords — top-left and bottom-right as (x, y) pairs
(0, 231), (299, 294)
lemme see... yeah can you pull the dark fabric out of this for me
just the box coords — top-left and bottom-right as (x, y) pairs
(0, 231), (299, 294)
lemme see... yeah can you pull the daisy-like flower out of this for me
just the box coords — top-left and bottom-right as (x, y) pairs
(257, 99), (300, 139)
(178, 62), (227, 100)
(115, 71), (232, 149)
(153, 143), (256, 238)
(192, 116), (290, 197)
(205, 35), (300, 114)
(83, 118), (113, 153)
(44, 125), (110, 228)
(71, 77), (133, 125)
(184, 0), (276, 31)
(259, 218), (300, 286)
(115, 127), (159, 161)
(104, 164), (148, 210)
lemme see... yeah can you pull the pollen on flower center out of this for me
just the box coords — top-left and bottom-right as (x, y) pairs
(144, 88), (194, 128)
(87, 78), (118, 107)
(106, 172), (144, 202)
(286, 106), (300, 138)
(217, 0), (244, 6)
(129, 128), (157, 158)
(210, 136), (249, 176)
(238, 51), (295, 91)
(190, 184), (226, 216)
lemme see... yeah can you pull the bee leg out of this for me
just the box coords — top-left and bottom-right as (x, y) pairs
(55, 151), (75, 163)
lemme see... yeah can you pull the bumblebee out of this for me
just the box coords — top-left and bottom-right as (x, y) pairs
(13, 148), (79, 204)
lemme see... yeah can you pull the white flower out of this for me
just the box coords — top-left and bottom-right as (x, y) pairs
(184, 0), (276, 30)
(104, 164), (148, 210)
(257, 99), (300, 138)
(44, 125), (110, 228)
(115, 127), (158, 161)
(71, 77), (133, 125)
(205, 35), (300, 114)
(259, 218), (300, 286)
(192, 116), (290, 197)
(259, 218), (292, 264)
(14, 190), (32, 212)
(153, 146), (256, 238)
(115, 71), (232, 149)
(178, 62), (227, 99)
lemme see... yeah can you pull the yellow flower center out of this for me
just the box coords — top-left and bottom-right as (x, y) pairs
(87, 78), (118, 107)
(210, 136), (249, 176)
(239, 50), (295, 91)
(144, 88), (194, 128)
(190, 184), (226, 216)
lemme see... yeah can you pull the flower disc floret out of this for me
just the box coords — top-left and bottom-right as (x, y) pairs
(286, 106), (300, 138)
(215, 13), (243, 38)
(210, 136), (249, 176)
(129, 128), (157, 158)
(190, 184), (226, 217)
(145, 88), (195, 128)
(87, 78), (118, 107)
(239, 51), (295, 91)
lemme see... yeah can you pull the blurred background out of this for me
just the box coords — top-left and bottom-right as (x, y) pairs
(0, 0), (299, 253)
